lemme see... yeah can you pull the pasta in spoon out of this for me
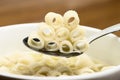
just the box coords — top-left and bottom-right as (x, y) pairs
(27, 31), (44, 50)
(27, 10), (88, 54)
(45, 12), (63, 30)
(63, 10), (80, 31)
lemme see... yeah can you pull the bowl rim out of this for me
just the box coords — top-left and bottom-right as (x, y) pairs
(0, 23), (120, 79)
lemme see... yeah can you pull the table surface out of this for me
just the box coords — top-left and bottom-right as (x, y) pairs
(0, 0), (120, 79)
(0, 0), (120, 35)
(0, 0), (119, 28)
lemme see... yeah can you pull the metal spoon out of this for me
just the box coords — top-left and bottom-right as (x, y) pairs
(23, 24), (120, 57)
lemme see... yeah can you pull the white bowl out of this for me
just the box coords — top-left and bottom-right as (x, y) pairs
(0, 23), (120, 80)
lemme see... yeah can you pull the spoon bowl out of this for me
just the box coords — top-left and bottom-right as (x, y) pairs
(23, 37), (82, 57)
(23, 24), (120, 57)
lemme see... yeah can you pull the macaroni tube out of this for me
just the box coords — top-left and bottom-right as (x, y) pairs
(70, 27), (85, 42)
(45, 12), (63, 30)
(27, 31), (44, 50)
(37, 23), (55, 41)
(63, 10), (80, 31)
(56, 27), (69, 41)
(45, 40), (59, 51)
(73, 40), (89, 52)
(59, 40), (73, 54)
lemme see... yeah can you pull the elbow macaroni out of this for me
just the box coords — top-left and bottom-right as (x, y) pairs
(45, 12), (63, 30)
(63, 10), (80, 31)
(28, 10), (88, 54)
(0, 52), (115, 76)
(59, 40), (73, 54)
(37, 22), (55, 41)
(28, 31), (44, 50)
(73, 40), (89, 52)
(55, 27), (69, 41)
(45, 40), (59, 51)
(70, 27), (85, 42)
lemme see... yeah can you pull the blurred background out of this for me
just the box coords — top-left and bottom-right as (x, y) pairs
(0, 0), (119, 29)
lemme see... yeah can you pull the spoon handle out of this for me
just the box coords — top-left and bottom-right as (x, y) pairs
(88, 23), (120, 44)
